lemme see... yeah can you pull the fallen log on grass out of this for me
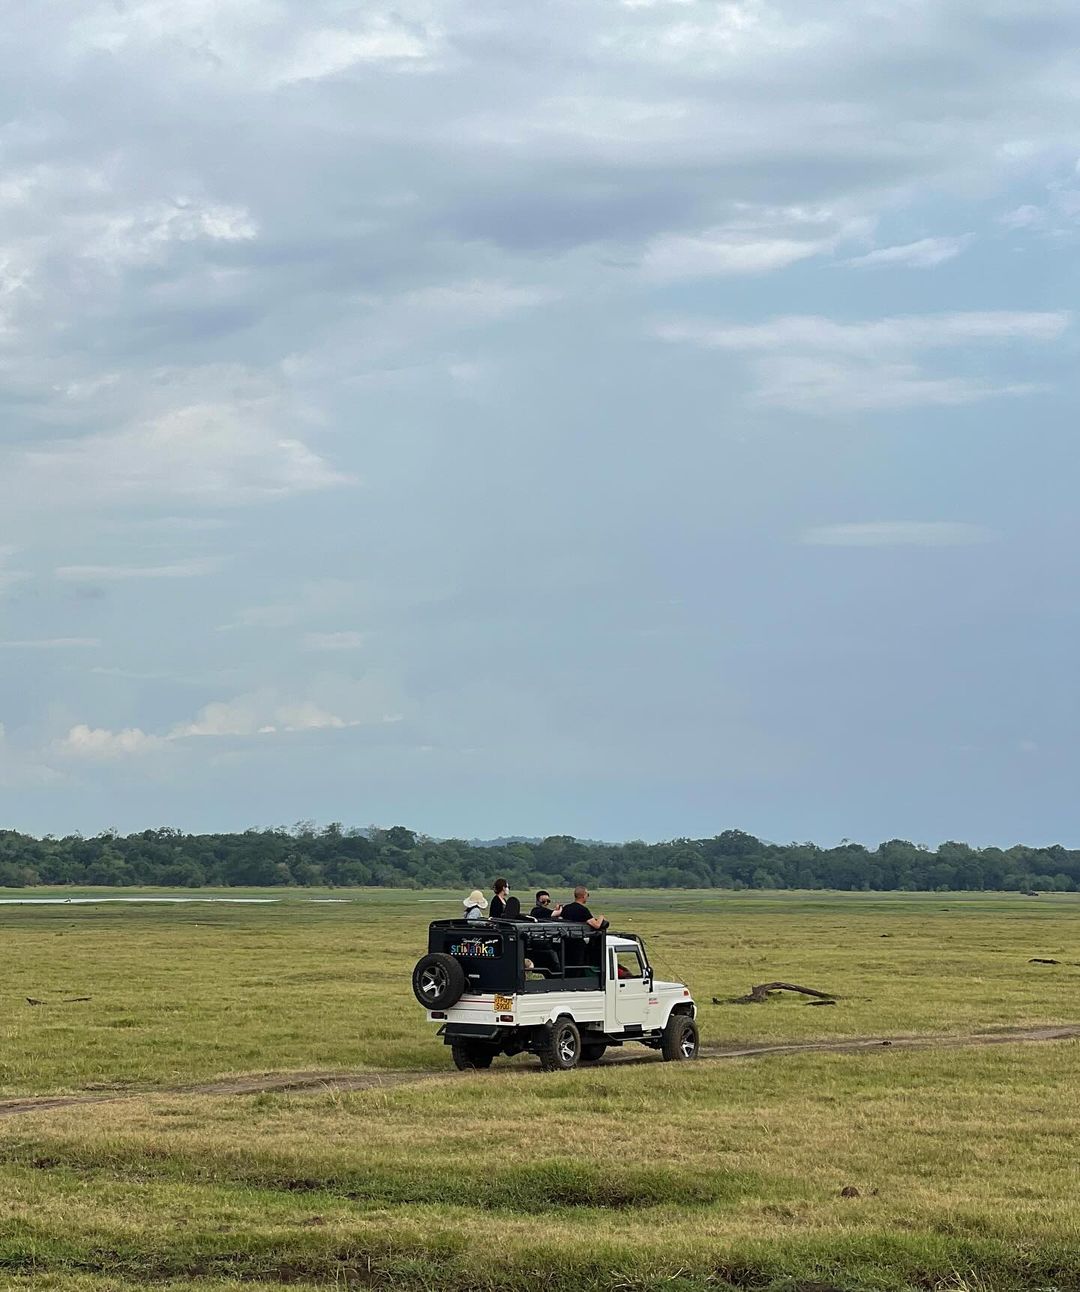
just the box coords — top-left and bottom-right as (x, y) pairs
(715, 981), (839, 1005)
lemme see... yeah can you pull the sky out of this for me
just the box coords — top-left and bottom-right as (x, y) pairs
(1, 0), (1078, 847)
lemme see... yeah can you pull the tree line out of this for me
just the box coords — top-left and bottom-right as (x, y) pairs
(0, 824), (1078, 892)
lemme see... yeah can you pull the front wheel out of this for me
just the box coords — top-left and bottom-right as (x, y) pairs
(661, 1014), (699, 1062)
(537, 1018), (581, 1071)
(451, 1041), (496, 1071)
(581, 1041), (607, 1064)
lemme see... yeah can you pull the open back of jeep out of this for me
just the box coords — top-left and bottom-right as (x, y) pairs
(411, 918), (698, 1071)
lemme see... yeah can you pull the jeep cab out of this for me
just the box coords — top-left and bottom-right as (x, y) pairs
(410, 918), (698, 1070)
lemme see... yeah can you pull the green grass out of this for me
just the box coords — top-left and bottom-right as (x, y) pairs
(2, 887), (1079, 1095)
(2, 889), (1080, 1289)
(4, 1044), (1080, 1290)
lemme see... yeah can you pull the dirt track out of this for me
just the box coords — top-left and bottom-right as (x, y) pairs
(1, 1022), (1077, 1120)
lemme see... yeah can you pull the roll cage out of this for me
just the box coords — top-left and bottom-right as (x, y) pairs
(426, 918), (651, 995)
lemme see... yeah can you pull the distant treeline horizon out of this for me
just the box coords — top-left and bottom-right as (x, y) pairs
(1, 824), (1079, 892)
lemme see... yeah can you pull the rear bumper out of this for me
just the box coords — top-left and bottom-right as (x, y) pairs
(428, 995), (509, 1028)
(439, 1022), (509, 1042)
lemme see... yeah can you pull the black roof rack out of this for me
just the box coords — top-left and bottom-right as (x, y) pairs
(429, 918), (602, 939)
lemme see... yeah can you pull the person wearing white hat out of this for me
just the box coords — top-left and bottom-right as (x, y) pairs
(463, 889), (488, 921)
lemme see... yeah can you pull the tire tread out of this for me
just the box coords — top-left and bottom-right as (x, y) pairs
(661, 1013), (699, 1062)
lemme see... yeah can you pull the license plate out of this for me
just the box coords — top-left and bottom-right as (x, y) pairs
(493, 994), (514, 1012)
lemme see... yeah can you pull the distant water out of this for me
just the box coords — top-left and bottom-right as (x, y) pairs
(0, 896), (282, 905)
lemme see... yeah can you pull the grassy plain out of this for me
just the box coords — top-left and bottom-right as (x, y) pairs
(1, 889), (1079, 1291)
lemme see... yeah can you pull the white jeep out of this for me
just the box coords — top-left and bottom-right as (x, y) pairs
(411, 916), (699, 1070)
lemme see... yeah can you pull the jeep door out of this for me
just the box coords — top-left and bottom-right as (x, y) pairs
(612, 946), (649, 1027)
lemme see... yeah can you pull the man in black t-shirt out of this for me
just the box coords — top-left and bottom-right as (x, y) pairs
(559, 886), (605, 929)
(530, 890), (562, 920)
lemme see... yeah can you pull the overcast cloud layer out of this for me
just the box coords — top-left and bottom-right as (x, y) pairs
(1, 0), (1078, 846)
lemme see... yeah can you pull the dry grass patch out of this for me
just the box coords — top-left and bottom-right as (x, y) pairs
(1, 1042), (1079, 1289)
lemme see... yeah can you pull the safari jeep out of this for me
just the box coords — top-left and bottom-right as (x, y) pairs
(410, 917), (699, 1070)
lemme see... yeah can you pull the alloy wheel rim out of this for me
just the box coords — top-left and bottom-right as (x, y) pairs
(558, 1031), (577, 1064)
(680, 1031), (696, 1058)
(421, 967), (447, 999)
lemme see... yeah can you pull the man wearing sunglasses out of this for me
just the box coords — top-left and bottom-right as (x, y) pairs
(529, 890), (562, 920)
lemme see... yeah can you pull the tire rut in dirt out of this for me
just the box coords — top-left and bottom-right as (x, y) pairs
(3, 1023), (1079, 1118)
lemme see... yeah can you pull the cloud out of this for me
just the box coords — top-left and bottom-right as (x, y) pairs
(275, 18), (439, 85)
(657, 311), (1071, 355)
(741, 358), (1039, 412)
(222, 604), (303, 631)
(303, 631), (366, 651)
(0, 547), (29, 596)
(999, 204), (1046, 231)
(221, 580), (362, 632)
(843, 235), (972, 269)
(0, 638), (101, 649)
(57, 724), (167, 760)
(802, 522), (993, 547)
(89, 665), (193, 681)
(643, 234), (825, 279)
(0, 166), (260, 368)
(56, 696), (366, 760)
(54, 559), (222, 582)
(400, 280), (555, 318)
(0, 246), (33, 337)
(70, 0), (258, 56)
(83, 200), (257, 270)
(14, 400), (349, 509)
(276, 278), (557, 391)
(0, 723), (63, 787)
(604, 0), (812, 69)
(272, 703), (354, 732)
(170, 677), (405, 739)
(641, 205), (862, 280)
(657, 310), (1070, 411)
(70, 1), (439, 85)
(170, 695), (280, 738)
(998, 165), (1080, 238)
(57, 673), (412, 760)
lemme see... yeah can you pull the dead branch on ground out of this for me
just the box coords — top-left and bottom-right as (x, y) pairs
(714, 981), (839, 1005)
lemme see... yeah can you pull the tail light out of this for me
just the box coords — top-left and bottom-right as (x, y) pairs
(430, 1011), (447, 1019)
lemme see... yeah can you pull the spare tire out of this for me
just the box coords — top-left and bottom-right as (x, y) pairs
(412, 952), (466, 1009)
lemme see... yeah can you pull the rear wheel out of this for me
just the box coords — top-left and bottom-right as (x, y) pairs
(581, 1041), (607, 1063)
(661, 1014), (699, 1062)
(451, 1041), (496, 1071)
(411, 952), (466, 1009)
(537, 1018), (581, 1071)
